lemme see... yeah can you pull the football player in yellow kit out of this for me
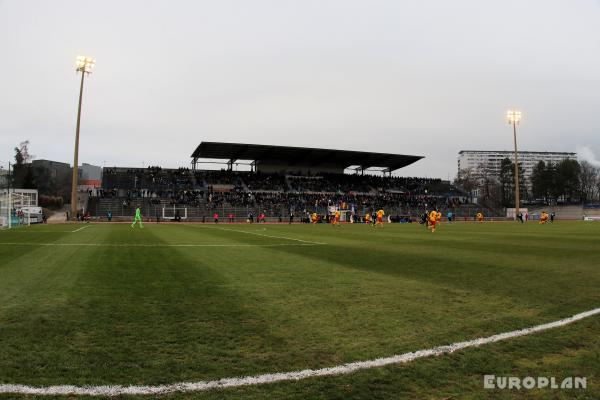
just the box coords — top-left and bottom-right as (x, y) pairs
(476, 212), (484, 223)
(375, 209), (385, 227)
(428, 210), (438, 233)
(332, 210), (341, 226)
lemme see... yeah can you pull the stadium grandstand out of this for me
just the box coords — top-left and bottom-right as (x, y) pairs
(88, 142), (483, 222)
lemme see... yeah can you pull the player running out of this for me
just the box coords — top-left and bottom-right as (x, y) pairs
(428, 210), (438, 233)
(131, 207), (143, 228)
(476, 212), (484, 223)
(332, 209), (341, 226)
(539, 211), (549, 224)
(364, 213), (371, 225)
(311, 212), (318, 224)
(375, 209), (385, 228)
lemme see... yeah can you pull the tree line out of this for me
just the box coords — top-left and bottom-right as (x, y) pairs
(455, 158), (600, 208)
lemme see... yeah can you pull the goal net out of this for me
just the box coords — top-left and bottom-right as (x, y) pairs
(162, 206), (188, 221)
(328, 207), (352, 222)
(339, 209), (352, 222)
(0, 192), (31, 229)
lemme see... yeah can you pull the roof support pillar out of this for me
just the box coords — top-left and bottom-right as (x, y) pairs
(227, 159), (236, 171)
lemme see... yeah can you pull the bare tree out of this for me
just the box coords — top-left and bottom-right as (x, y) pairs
(579, 160), (599, 203)
(17, 140), (35, 164)
(477, 161), (502, 207)
(454, 168), (475, 202)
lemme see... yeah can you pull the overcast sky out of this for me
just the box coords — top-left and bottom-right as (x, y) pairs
(1, 0), (600, 178)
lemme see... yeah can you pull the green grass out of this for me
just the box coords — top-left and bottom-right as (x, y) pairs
(0, 221), (599, 399)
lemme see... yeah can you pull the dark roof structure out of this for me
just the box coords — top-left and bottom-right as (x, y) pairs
(191, 142), (423, 173)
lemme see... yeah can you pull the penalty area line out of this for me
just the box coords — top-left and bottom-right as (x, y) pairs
(71, 225), (90, 233)
(0, 307), (598, 396)
(194, 225), (326, 245)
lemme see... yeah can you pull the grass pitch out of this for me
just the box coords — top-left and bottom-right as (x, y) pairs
(0, 221), (599, 399)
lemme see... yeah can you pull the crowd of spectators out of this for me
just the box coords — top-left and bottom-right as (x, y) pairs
(288, 174), (372, 193)
(199, 170), (241, 186)
(286, 174), (444, 194)
(197, 191), (454, 213)
(99, 168), (469, 213)
(103, 168), (449, 195)
(245, 172), (286, 192)
(103, 167), (194, 193)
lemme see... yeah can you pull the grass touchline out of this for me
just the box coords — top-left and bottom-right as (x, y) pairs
(1, 307), (598, 397)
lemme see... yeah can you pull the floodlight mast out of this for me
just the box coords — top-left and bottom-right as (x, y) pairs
(507, 110), (522, 221)
(70, 56), (95, 220)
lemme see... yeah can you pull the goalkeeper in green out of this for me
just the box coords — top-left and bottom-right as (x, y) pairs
(131, 207), (143, 228)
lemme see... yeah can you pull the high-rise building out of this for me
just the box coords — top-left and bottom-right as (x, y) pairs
(458, 150), (577, 182)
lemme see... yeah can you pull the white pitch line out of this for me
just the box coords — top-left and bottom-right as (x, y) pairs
(198, 225), (326, 245)
(71, 225), (90, 233)
(0, 242), (321, 248)
(1, 307), (598, 397)
(0, 231), (88, 233)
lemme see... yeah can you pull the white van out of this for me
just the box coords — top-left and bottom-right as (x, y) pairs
(18, 206), (44, 224)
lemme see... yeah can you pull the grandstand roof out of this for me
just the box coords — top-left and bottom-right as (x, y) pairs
(191, 142), (423, 172)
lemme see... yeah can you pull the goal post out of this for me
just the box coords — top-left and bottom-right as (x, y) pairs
(0, 192), (7, 229)
(0, 192), (30, 229)
(338, 209), (352, 222)
(327, 206), (352, 222)
(162, 206), (188, 221)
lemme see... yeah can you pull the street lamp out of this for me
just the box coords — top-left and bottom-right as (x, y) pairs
(70, 55), (95, 220)
(507, 109), (522, 221)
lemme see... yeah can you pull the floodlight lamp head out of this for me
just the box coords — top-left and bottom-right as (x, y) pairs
(507, 110), (522, 125)
(76, 55), (96, 74)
